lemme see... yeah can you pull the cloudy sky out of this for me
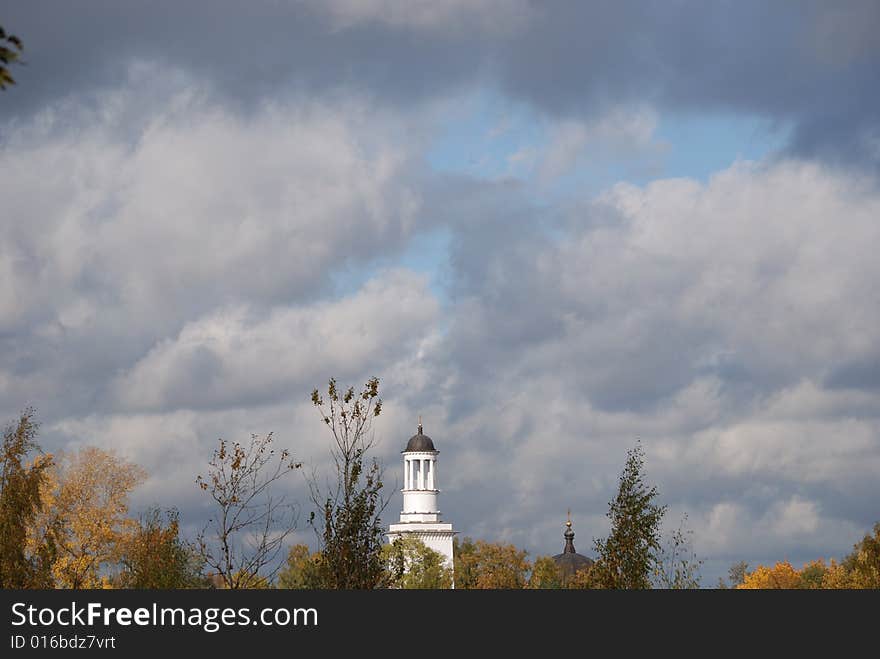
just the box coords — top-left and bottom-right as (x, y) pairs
(3, 1), (880, 585)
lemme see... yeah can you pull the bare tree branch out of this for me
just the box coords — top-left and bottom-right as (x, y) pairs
(196, 432), (301, 588)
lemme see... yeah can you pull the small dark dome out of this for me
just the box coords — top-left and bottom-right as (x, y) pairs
(404, 423), (436, 452)
(552, 519), (594, 581)
(552, 551), (594, 579)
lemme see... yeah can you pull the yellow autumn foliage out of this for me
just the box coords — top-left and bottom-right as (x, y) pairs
(736, 561), (801, 589)
(818, 559), (853, 589)
(30, 446), (145, 588)
(735, 557), (870, 589)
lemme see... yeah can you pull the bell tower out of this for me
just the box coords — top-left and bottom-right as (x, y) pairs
(387, 421), (456, 580)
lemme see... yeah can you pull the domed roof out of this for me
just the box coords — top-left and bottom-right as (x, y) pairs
(553, 550), (594, 578)
(552, 518), (594, 580)
(404, 423), (436, 452)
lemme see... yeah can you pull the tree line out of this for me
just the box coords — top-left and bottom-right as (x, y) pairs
(717, 530), (880, 589)
(2, 379), (878, 589)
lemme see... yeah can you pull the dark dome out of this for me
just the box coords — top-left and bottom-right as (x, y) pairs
(552, 520), (594, 580)
(552, 551), (594, 579)
(404, 424), (436, 452)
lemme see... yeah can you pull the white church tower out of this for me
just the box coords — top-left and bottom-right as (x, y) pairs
(387, 421), (456, 578)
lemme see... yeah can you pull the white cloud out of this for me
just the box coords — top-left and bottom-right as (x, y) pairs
(583, 160), (880, 378)
(535, 107), (664, 182)
(424, 157), (880, 568)
(766, 496), (820, 537)
(0, 66), (421, 337)
(4, 57), (880, 583)
(0, 65), (427, 424)
(113, 269), (439, 412)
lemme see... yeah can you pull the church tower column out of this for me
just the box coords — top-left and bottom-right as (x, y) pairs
(387, 421), (457, 585)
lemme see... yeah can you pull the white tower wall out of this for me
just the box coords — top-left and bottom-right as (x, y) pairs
(387, 427), (456, 585)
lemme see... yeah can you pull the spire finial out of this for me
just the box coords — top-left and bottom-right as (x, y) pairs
(418, 415), (423, 435)
(563, 510), (575, 553)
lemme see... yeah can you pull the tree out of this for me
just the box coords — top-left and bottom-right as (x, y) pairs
(655, 513), (702, 589)
(196, 432), (301, 589)
(453, 537), (531, 589)
(811, 522), (880, 589)
(527, 556), (564, 589)
(35, 446), (145, 589)
(382, 536), (453, 589)
(839, 522), (880, 588)
(592, 442), (667, 589)
(452, 536), (480, 588)
(717, 560), (749, 588)
(798, 559), (828, 589)
(277, 544), (326, 589)
(309, 377), (389, 589)
(115, 508), (207, 589)
(0, 409), (56, 588)
(0, 25), (23, 90)
(568, 565), (602, 589)
(820, 558), (853, 589)
(737, 561), (801, 589)
(228, 570), (271, 588)
(730, 522), (880, 590)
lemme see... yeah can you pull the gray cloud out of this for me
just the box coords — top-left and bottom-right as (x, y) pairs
(4, 2), (880, 170)
(0, 71), (427, 425)
(112, 269), (439, 413)
(415, 159), (880, 576)
(4, 3), (880, 586)
(825, 359), (880, 391)
(8, 145), (880, 584)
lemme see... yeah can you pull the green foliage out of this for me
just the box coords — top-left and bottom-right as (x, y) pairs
(310, 377), (389, 589)
(116, 508), (208, 589)
(527, 556), (564, 589)
(452, 536), (479, 588)
(277, 544), (327, 589)
(798, 559), (827, 589)
(382, 536), (453, 589)
(717, 560), (749, 589)
(654, 513), (702, 589)
(315, 455), (387, 588)
(840, 522), (880, 588)
(453, 536), (531, 589)
(592, 442), (667, 589)
(0, 409), (57, 588)
(0, 25), (24, 90)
